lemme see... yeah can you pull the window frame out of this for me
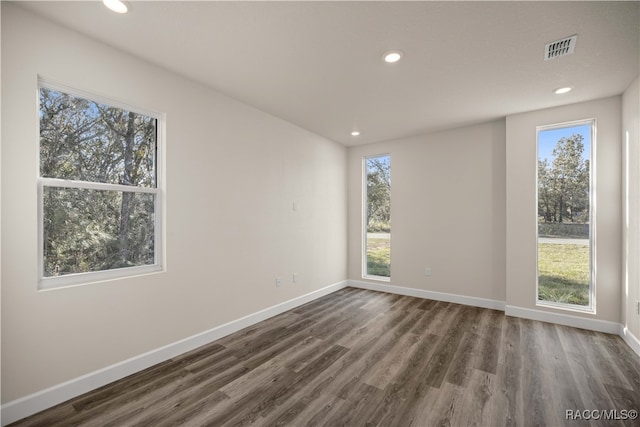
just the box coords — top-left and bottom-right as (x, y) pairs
(37, 79), (164, 290)
(362, 153), (391, 281)
(535, 119), (596, 312)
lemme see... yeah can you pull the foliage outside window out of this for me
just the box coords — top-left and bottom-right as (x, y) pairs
(537, 121), (593, 309)
(364, 155), (391, 278)
(38, 82), (162, 289)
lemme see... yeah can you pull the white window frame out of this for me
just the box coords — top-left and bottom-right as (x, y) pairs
(37, 79), (164, 290)
(362, 153), (391, 281)
(535, 119), (596, 313)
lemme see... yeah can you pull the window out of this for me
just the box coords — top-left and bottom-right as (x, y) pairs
(537, 120), (594, 310)
(38, 81), (162, 289)
(364, 154), (391, 279)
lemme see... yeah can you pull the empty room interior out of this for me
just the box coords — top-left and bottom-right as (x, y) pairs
(2, 1), (640, 426)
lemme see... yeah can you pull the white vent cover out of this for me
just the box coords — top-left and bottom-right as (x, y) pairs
(544, 35), (578, 60)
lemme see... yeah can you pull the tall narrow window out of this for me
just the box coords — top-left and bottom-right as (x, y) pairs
(38, 81), (162, 289)
(364, 155), (391, 279)
(537, 121), (593, 309)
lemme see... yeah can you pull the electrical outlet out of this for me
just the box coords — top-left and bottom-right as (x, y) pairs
(636, 300), (640, 315)
(276, 277), (282, 287)
(292, 273), (298, 284)
(425, 268), (432, 276)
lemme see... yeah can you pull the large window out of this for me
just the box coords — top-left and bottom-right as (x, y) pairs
(38, 81), (162, 289)
(364, 154), (391, 279)
(537, 121), (594, 310)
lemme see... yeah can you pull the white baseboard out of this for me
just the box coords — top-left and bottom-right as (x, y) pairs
(347, 279), (506, 311)
(0, 280), (349, 427)
(505, 305), (621, 334)
(620, 326), (640, 357)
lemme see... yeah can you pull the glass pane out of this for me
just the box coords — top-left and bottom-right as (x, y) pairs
(43, 187), (155, 277)
(537, 123), (591, 307)
(39, 87), (157, 187)
(365, 155), (391, 277)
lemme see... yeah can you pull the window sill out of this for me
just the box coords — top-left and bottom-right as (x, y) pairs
(362, 275), (391, 283)
(536, 300), (595, 314)
(39, 264), (163, 291)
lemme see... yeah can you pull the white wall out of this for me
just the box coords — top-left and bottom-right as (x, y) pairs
(505, 97), (622, 323)
(1, 3), (347, 404)
(623, 76), (640, 340)
(348, 120), (507, 303)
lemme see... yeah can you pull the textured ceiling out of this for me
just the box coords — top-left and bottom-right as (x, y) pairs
(14, 1), (640, 146)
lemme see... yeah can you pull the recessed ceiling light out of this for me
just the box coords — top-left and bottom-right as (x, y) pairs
(351, 131), (361, 137)
(383, 51), (403, 63)
(554, 87), (572, 95)
(103, 0), (128, 14)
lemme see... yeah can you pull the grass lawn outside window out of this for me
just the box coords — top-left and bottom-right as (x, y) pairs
(366, 237), (390, 278)
(538, 242), (590, 306)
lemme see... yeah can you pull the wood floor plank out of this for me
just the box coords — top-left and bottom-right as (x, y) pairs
(444, 331), (481, 387)
(69, 359), (187, 412)
(213, 310), (301, 349)
(153, 390), (230, 427)
(474, 325), (501, 374)
(227, 345), (349, 424)
(600, 333), (640, 393)
(334, 309), (389, 347)
(334, 308), (434, 399)
(422, 304), (480, 390)
(422, 381), (465, 427)
(520, 318), (561, 426)
(64, 367), (193, 426)
(220, 337), (320, 398)
(539, 323), (587, 422)
(8, 287), (640, 427)
(425, 301), (462, 336)
(585, 332), (635, 391)
(360, 331), (421, 390)
(493, 316), (523, 427)
(264, 400), (307, 427)
(292, 307), (423, 406)
(259, 369), (341, 426)
(321, 381), (385, 427)
(358, 290), (400, 311)
(458, 368), (497, 427)
(363, 332), (443, 426)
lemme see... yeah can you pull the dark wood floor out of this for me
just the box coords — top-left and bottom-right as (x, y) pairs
(10, 287), (640, 426)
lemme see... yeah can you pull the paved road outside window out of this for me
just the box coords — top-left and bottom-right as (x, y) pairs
(539, 237), (588, 245)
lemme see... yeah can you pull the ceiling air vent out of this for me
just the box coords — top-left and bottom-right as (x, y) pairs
(544, 35), (578, 60)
